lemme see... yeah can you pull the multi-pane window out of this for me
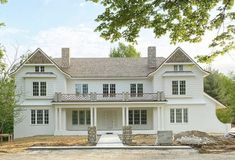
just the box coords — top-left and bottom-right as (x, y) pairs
(44, 110), (49, 124)
(31, 109), (49, 125)
(172, 81), (178, 95)
(129, 109), (147, 125)
(35, 66), (45, 72)
(173, 65), (183, 71)
(33, 82), (39, 96)
(31, 110), (36, 124)
(170, 108), (188, 123)
(130, 83), (143, 97)
(40, 82), (47, 96)
(103, 84), (109, 97)
(103, 84), (116, 97)
(170, 109), (175, 123)
(130, 84), (136, 97)
(72, 111), (78, 125)
(172, 80), (186, 95)
(79, 110), (90, 125)
(75, 84), (89, 95)
(110, 84), (116, 97)
(33, 82), (47, 96)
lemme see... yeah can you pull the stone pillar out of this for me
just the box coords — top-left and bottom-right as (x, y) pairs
(90, 107), (94, 126)
(122, 107), (125, 126)
(88, 126), (97, 145)
(122, 126), (132, 145)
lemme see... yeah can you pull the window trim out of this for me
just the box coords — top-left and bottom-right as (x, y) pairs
(171, 80), (186, 95)
(130, 83), (143, 97)
(79, 109), (91, 125)
(75, 84), (89, 95)
(31, 109), (49, 125)
(170, 108), (188, 124)
(33, 81), (47, 97)
(129, 109), (147, 125)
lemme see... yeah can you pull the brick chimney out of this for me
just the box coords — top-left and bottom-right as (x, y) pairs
(148, 46), (156, 68)
(61, 48), (70, 68)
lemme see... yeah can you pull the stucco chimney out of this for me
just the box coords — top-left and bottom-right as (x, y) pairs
(148, 46), (156, 68)
(61, 48), (70, 68)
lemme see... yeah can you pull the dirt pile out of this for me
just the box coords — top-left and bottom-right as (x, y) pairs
(174, 130), (235, 153)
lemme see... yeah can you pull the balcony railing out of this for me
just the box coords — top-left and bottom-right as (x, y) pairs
(53, 92), (166, 102)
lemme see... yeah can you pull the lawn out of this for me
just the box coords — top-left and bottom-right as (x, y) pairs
(0, 135), (90, 153)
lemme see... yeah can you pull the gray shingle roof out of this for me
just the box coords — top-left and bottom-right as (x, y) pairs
(53, 57), (165, 78)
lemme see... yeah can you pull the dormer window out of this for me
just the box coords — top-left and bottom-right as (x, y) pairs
(35, 66), (45, 72)
(174, 65), (183, 71)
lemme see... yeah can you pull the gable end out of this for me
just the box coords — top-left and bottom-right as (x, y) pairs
(166, 49), (192, 63)
(26, 50), (52, 64)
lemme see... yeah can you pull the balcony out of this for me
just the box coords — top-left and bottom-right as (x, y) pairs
(53, 92), (166, 102)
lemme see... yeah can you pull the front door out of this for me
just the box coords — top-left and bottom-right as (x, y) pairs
(103, 109), (118, 130)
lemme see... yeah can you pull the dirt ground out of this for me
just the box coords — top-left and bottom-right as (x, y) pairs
(0, 135), (90, 153)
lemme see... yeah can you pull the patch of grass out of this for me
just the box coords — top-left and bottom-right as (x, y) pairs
(216, 108), (231, 123)
(0, 135), (90, 153)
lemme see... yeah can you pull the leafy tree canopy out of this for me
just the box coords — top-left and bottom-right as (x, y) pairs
(91, 0), (235, 63)
(109, 42), (140, 57)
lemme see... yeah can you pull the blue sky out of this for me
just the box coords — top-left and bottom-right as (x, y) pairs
(0, 0), (235, 74)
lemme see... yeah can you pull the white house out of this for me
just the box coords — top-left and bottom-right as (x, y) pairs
(11, 46), (230, 138)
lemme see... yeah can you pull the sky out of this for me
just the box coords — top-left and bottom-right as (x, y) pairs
(0, 0), (235, 74)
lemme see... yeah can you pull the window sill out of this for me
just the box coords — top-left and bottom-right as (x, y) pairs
(166, 95), (192, 99)
(30, 124), (49, 126)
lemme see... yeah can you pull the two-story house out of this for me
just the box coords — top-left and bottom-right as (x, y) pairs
(11, 46), (229, 138)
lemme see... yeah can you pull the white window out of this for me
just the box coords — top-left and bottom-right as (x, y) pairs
(129, 109), (147, 125)
(35, 66), (45, 72)
(33, 82), (47, 96)
(172, 80), (186, 95)
(170, 108), (188, 123)
(79, 110), (90, 125)
(103, 84), (116, 97)
(75, 84), (88, 95)
(130, 83), (143, 97)
(31, 109), (49, 125)
(173, 65), (183, 71)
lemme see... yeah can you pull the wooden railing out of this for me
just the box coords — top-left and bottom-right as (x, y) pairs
(53, 92), (166, 102)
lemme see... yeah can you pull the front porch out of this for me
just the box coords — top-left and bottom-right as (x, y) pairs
(54, 104), (166, 135)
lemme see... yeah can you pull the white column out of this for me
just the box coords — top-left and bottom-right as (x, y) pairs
(161, 107), (164, 130)
(153, 107), (158, 130)
(122, 107), (125, 126)
(90, 107), (94, 126)
(125, 107), (129, 126)
(55, 107), (58, 131)
(157, 107), (161, 130)
(94, 107), (97, 126)
(59, 107), (62, 131)
(63, 109), (66, 131)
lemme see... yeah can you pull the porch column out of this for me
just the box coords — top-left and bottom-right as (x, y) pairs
(157, 107), (161, 130)
(153, 107), (158, 130)
(59, 107), (62, 131)
(62, 109), (66, 131)
(125, 107), (129, 126)
(94, 107), (97, 126)
(161, 106), (164, 130)
(90, 107), (94, 126)
(55, 107), (58, 131)
(122, 107), (125, 126)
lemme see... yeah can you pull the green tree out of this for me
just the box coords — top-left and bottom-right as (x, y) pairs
(109, 42), (140, 58)
(91, 0), (235, 63)
(204, 70), (235, 123)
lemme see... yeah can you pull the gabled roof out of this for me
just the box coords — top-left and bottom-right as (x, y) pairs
(148, 47), (209, 76)
(204, 92), (227, 108)
(10, 48), (70, 77)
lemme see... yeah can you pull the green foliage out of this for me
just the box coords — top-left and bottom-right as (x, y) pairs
(109, 42), (140, 58)
(216, 108), (231, 123)
(91, 0), (235, 63)
(204, 69), (235, 121)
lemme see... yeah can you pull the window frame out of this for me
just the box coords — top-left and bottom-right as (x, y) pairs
(110, 84), (116, 97)
(31, 109), (49, 125)
(103, 84), (109, 97)
(72, 110), (78, 125)
(33, 82), (39, 96)
(172, 80), (186, 95)
(79, 110), (90, 125)
(173, 65), (183, 71)
(170, 108), (188, 124)
(128, 109), (147, 125)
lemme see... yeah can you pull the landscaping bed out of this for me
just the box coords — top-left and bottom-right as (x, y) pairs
(0, 135), (94, 153)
